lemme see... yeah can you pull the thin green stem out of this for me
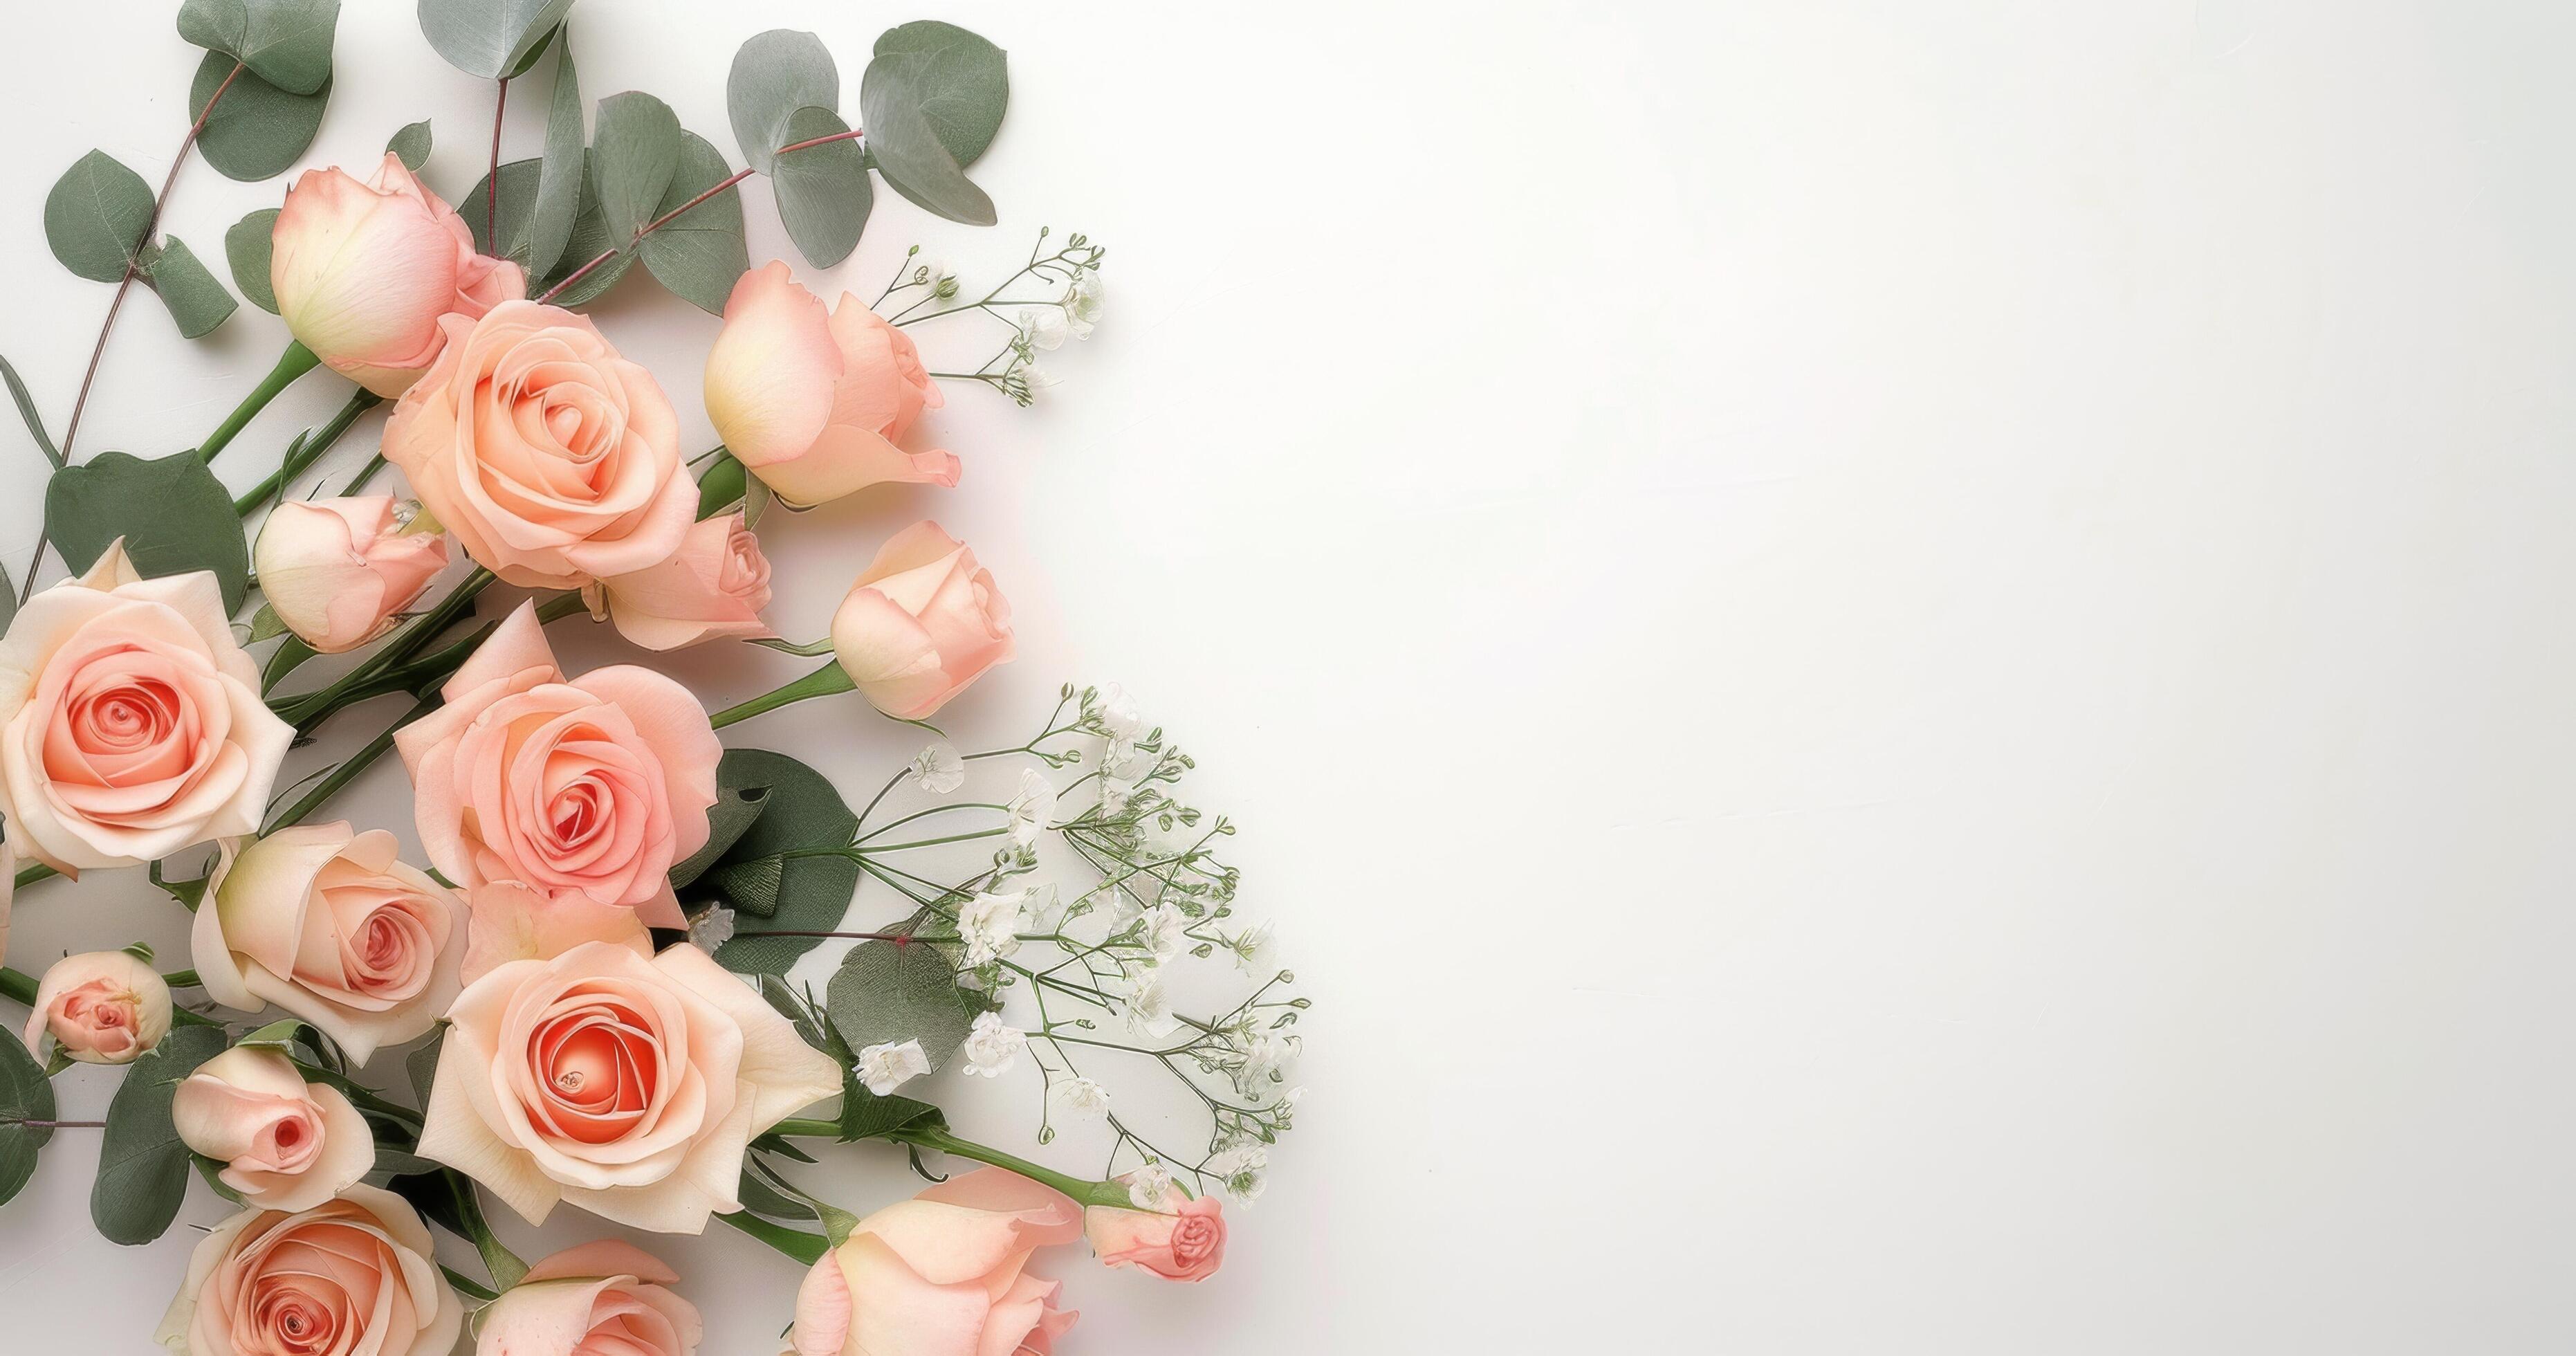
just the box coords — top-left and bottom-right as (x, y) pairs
(709, 661), (854, 729)
(715, 1207), (829, 1265)
(233, 388), (383, 515)
(264, 697), (436, 833)
(198, 342), (320, 465)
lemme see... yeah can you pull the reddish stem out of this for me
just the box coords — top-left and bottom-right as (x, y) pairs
(486, 76), (510, 248)
(529, 126), (864, 306)
(17, 1120), (106, 1130)
(734, 930), (921, 942)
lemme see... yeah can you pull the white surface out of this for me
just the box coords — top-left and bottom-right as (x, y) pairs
(1, 0), (2570, 1350)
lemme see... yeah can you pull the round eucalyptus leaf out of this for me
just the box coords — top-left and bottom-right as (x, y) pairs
(192, 51), (332, 183)
(44, 149), (156, 283)
(466, 154), (632, 304)
(826, 940), (974, 1072)
(589, 91), (682, 243)
(0, 1029), (55, 1209)
(143, 235), (240, 339)
(417, 0), (574, 80)
(638, 131), (748, 314)
(227, 208), (282, 312)
(528, 30), (585, 276)
(773, 105), (870, 267)
(92, 1025), (228, 1245)
(728, 28), (838, 172)
(701, 749), (861, 977)
(387, 118), (432, 171)
(47, 450), (253, 613)
(871, 20), (1009, 168)
(176, 0), (340, 95)
(859, 54), (995, 227)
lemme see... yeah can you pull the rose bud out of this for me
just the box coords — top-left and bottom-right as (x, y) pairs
(172, 1045), (374, 1212)
(192, 823), (466, 1065)
(156, 1186), (463, 1355)
(831, 522), (1013, 720)
(477, 1241), (704, 1356)
(272, 152), (526, 396)
(1085, 1194), (1227, 1282)
(580, 512), (776, 651)
(790, 1169), (1081, 1356)
(21, 949), (169, 1064)
(252, 496), (450, 653)
(704, 260), (957, 508)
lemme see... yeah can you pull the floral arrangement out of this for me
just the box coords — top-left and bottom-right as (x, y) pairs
(0, 3), (1304, 1352)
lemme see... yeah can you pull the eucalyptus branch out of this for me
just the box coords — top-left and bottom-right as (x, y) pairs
(535, 126), (866, 307)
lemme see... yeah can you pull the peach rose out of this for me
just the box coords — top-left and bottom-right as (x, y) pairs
(172, 1045), (374, 1212)
(252, 496), (450, 653)
(193, 823), (466, 1064)
(0, 542), (293, 875)
(829, 522), (1013, 720)
(789, 1169), (1081, 1356)
(383, 300), (696, 589)
(477, 1240), (705, 1356)
(0, 839), (15, 971)
(460, 879), (652, 985)
(414, 940), (841, 1233)
(156, 1184), (462, 1355)
(704, 261), (957, 508)
(394, 603), (718, 930)
(1085, 1195), (1226, 1282)
(22, 949), (169, 1064)
(273, 153), (526, 396)
(580, 512), (776, 652)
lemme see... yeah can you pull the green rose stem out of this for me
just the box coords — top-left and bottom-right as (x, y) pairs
(715, 1209), (829, 1265)
(708, 661), (854, 729)
(195, 342), (323, 466)
(232, 387), (384, 515)
(771, 1117), (1136, 1210)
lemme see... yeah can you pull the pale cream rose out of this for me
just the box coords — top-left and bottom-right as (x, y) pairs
(192, 823), (466, 1064)
(415, 940), (841, 1234)
(477, 1240), (705, 1356)
(581, 512), (776, 651)
(171, 1045), (374, 1212)
(830, 522), (1013, 720)
(251, 496), (450, 653)
(156, 1184), (462, 1355)
(789, 1169), (1082, 1356)
(22, 949), (169, 1064)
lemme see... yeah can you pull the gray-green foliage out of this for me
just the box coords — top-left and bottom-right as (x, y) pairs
(418, 0), (574, 80)
(861, 44), (995, 226)
(827, 939), (975, 1073)
(0, 356), (58, 470)
(0, 1029), (55, 1209)
(638, 131), (748, 313)
(177, 0), (340, 94)
(191, 51), (333, 182)
(872, 21), (1009, 168)
(44, 151), (156, 283)
(140, 236), (237, 338)
(528, 33), (585, 276)
(464, 155), (631, 304)
(699, 750), (861, 977)
(387, 118), (433, 171)
(773, 106), (870, 268)
(46, 451), (253, 612)
(588, 91), (680, 242)
(727, 29), (837, 173)
(92, 1025), (228, 1245)
(226, 208), (282, 313)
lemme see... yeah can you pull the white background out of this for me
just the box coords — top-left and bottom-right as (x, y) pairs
(1, 0), (2570, 1350)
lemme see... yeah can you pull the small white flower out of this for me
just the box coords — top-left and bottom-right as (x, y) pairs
(1231, 919), (1275, 975)
(1137, 904), (1188, 965)
(906, 742), (966, 794)
(1205, 1140), (1268, 1204)
(1235, 1029), (1301, 1094)
(1068, 269), (1105, 322)
(1098, 776), (1133, 816)
(962, 1011), (1025, 1078)
(1018, 362), (1060, 398)
(1022, 881), (1063, 931)
(958, 890), (1027, 967)
(1126, 974), (1179, 1038)
(855, 1039), (931, 1096)
(1021, 306), (1071, 350)
(1048, 1076), (1111, 1121)
(1007, 769), (1058, 846)
(688, 906), (737, 953)
(1096, 683), (1141, 740)
(1119, 1162), (1175, 1211)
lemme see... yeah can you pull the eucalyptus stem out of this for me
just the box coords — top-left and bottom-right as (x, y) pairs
(196, 342), (321, 466)
(709, 661), (854, 729)
(535, 129), (865, 306)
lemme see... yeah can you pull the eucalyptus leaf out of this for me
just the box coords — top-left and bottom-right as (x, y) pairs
(825, 940), (974, 1073)
(672, 783), (771, 889)
(0, 567), (13, 634)
(1, 355), (62, 469)
(838, 1085), (945, 1142)
(44, 150), (156, 283)
(589, 91), (681, 244)
(142, 235), (238, 338)
(236, 1019), (309, 1052)
(192, 52), (332, 183)
(638, 131), (749, 314)
(727, 29), (838, 173)
(370, 1146), (444, 1180)
(463, 155), (631, 303)
(504, 19), (560, 79)
(737, 1163), (818, 1221)
(773, 105), (870, 267)
(226, 208), (281, 312)
(859, 55), (995, 226)
(387, 118), (432, 170)
(406, 1025), (447, 1107)
(418, 0), (576, 81)
(528, 32), (584, 275)
(177, 0), (340, 95)
(47, 450), (252, 612)
(92, 1025), (228, 1245)
(701, 750), (861, 976)
(0, 1029), (55, 1209)
(871, 21), (1009, 167)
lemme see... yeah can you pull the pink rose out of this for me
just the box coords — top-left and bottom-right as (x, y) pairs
(251, 496), (450, 653)
(829, 522), (1013, 720)
(477, 1240), (705, 1356)
(0, 839), (15, 971)
(459, 879), (652, 985)
(414, 940), (842, 1233)
(192, 822), (466, 1063)
(156, 1184), (463, 1355)
(0, 542), (293, 874)
(383, 300), (696, 589)
(172, 1045), (374, 1212)
(703, 261), (957, 508)
(789, 1169), (1082, 1356)
(273, 153), (526, 396)
(394, 603), (719, 930)
(580, 512), (776, 652)
(1085, 1195), (1226, 1282)
(21, 949), (169, 1065)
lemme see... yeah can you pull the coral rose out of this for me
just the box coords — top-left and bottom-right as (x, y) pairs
(383, 300), (696, 589)
(272, 152), (526, 396)
(252, 495), (450, 653)
(704, 261), (957, 508)
(788, 1169), (1082, 1356)
(414, 940), (841, 1233)
(192, 822), (466, 1064)
(1085, 1194), (1226, 1281)
(477, 1240), (705, 1356)
(0, 542), (293, 874)
(580, 511), (775, 651)
(829, 522), (1013, 720)
(22, 949), (169, 1065)
(156, 1184), (462, 1355)
(394, 603), (717, 929)
(172, 1045), (374, 1212)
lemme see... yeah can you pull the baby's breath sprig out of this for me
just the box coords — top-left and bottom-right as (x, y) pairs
(875, 228), (1109, 407)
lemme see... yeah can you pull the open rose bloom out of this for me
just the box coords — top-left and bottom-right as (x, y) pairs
(251, 496), (450, 653)
(157, 1184), (461, 1356)
(581, 511), (776, 651)
(705, 260), (957, 508)
(789, 1169), (1082, 1356)
(831, 522), (1014, 720)
(0, 543), (292, 874)
(22, 949), (169, 1064)
(172, 1046), (374, 1212)
(272, 152), (526, 396)
(395, 603), (719, 928)
(415, 940), (841, 1232)
(477, 1241), (704, 1356)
